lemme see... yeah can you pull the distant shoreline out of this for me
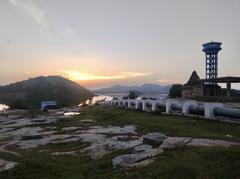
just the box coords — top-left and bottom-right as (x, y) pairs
(95, 92), (168, 99)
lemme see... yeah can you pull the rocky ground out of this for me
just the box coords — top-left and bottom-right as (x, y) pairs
(1, 106), (240, 173)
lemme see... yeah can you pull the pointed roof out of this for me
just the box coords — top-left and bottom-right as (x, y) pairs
(185, 71), (202, 85)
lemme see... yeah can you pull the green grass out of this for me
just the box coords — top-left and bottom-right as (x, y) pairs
(0, 105), (240, 178)
(1, 147), (239, 179)
(80, 106), (240, 142)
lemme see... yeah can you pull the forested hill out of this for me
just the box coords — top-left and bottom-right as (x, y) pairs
(0, 76), (93, 109)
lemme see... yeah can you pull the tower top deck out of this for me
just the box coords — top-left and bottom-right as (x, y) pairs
(202, 42), (222, 54)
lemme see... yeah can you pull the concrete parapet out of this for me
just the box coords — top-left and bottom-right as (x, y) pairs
(155, 100), (165, 111)
(182, 100), (198, 114)
(204, 103), (224, 118)
(123, 100), (128, 108)
(156, 100), (165, 106)
(100, 99), (239, 122)
(114, 100), (118, 106)
(143, 100), (154, 112)
(121, 100), (126, 108)
(127, 100), (135, 109)
(118, 100), (122, 107)
(166, 99), (179, 113)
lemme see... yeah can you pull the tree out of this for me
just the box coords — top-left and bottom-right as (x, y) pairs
(168, 84), (182, 98)
(122, 90), (141, 99)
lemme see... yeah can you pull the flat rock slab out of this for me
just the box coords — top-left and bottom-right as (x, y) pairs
(143, 133), (167, 146)
(82, 125), (137, 135)
(0, 159), (18, 172)
(133, 144), (152, 153)
(21, 135), (43, 140)
(45, 126), (57, 130)
(112, 148), (164, 169)
(80, 143), (110, 159)
(80, 119), (96, 123)
(51, 126), (141, 159)
(52, 151), (78, 156)
(187, 138), (240, 148)
(77, 133), (142, 159)
(161, 137), (192, 149)
(61, 127), (82, 131)
(17, 138), (51, 149)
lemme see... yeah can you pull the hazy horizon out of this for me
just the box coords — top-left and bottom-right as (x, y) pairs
(1, 0), (240, 89)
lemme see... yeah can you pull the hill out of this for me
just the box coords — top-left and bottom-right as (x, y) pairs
(0, 76), (94, 109)
(93, 83), (170, 94)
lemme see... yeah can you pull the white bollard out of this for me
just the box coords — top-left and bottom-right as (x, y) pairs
(121, 100), (124, 107)
(142, 100), (147, 111)
(128, 100), (131, 108)
(118, 100), (122, 107)
(116, 100), (119, 106)
(123, 100), (128, 108)
(135, 100), (140, 109)
(127, 100), (134, 109)
(166, 99), (178, 113)
(152, 101), (157, 111)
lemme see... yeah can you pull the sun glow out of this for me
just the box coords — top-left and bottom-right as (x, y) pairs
(62, 71), (150, 81)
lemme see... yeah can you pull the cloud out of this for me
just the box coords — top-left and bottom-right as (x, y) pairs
(9, 0), (47, 26)
(9, 0), (89, 54)
(23, 70), (31, 74)
(158, 79), (183, 85)
(62, 71), (150, 81)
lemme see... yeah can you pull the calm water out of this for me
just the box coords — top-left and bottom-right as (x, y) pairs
(0, 104), (9, 111)
(0, 93), (168, 111)
(84, 92), (168, 105)
(95, 92), (168, 100)
(95, 93), (125, 99)
(138, 92), (168, 99)
(80, 95), (113, 106)
(64, 112), (80, 116)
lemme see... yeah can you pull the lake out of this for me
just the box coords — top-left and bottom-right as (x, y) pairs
(95, 92), (168, 100)
(1, 92), (168, 110)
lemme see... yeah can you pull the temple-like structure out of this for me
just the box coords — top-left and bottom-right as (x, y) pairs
(182, 42), (240, 99)
(181, 71), (221, 98)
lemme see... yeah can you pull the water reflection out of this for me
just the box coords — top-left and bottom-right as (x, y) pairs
(80, 95), (113, 106)
(80, 93), (167, 107)
(0, 104), (10, 111)
(95, 92), (168, 100)
(64, 112), (80, 116)
(92, 95), (113, 103)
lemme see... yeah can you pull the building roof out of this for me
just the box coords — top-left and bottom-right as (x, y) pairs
(185, 71), (202, 85)
(201, 76), (240, 83)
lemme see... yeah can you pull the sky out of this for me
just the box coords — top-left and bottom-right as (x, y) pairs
(0, 0), (240, 89)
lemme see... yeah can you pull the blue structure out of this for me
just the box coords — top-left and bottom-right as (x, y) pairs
(41, 101), (57, 110)
(202, 42), (222, 84)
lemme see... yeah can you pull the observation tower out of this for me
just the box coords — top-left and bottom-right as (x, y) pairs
(202, 42), (222, 84)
